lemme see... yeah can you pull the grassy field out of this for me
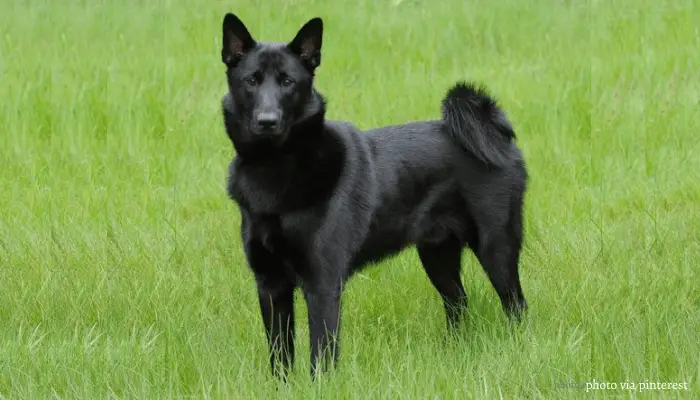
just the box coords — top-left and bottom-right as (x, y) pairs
(1, 0), (698, 398)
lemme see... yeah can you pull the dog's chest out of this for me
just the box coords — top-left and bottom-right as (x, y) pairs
(247, 210), (321, 282)
(228, 163), (286, 212)
(228, 156), (330, 215)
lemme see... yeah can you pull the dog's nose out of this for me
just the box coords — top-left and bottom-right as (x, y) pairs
(256, 113), (279, 131)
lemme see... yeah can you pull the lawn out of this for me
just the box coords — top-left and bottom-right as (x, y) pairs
(0, 0), (698, 398)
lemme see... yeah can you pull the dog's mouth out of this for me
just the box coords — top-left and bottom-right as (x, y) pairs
(248, 127), (290, 146)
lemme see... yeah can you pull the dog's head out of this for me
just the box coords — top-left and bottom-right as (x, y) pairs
(221, 13), (323, 148)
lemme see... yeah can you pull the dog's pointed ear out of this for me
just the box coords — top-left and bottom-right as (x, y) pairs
(288, 17), (323, 70)
(222, 13), (256, 66)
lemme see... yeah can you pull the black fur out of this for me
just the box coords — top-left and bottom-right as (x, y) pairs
(220, 13), (528, 379)
(442, 82), (516, 167)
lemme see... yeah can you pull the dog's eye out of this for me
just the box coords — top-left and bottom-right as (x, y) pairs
(244, 76), (257, 86)
(281, 77), (295, 87)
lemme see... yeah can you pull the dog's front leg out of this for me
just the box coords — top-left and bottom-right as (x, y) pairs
(303, 278), (342, 378)
(246, 236), (296, 379)
(257, 278), (295, 380)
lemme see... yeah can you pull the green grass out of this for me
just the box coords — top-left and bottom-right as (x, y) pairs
(1, 0), (698, 398)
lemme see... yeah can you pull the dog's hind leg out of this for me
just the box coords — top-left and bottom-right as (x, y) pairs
(473, 213), (527, 322)
(417, 236), (468, 329)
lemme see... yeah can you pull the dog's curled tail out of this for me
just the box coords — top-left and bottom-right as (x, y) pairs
(441, 81), (515, 168)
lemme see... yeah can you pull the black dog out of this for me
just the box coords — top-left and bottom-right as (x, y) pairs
(220, 13), (528, 378)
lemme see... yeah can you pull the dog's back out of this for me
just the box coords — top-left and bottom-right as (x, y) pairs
(348, 84), (526, 272)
